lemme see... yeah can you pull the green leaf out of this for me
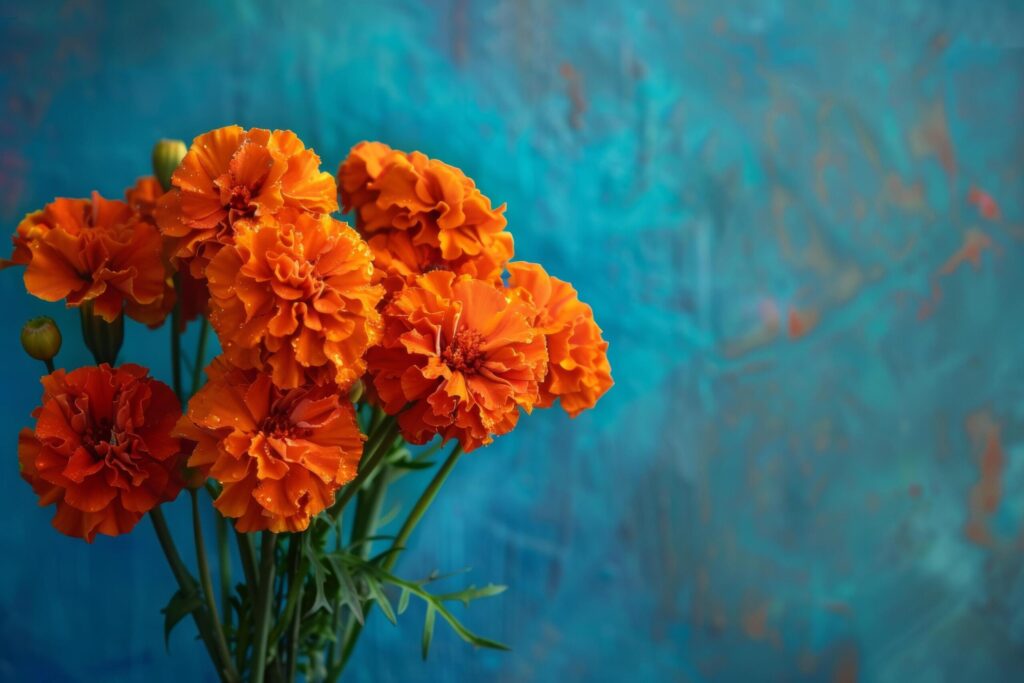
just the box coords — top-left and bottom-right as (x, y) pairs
(325, 555), (364, 625)
(437, 584), (508, 606)
(365, 577), (396, 625)
(398, 587), (411, 615)
(161, 588), (202, 651)
(421, 605), (436, 660)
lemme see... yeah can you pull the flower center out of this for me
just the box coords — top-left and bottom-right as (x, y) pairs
(260, 411), (311, 441)
(442, 329), (486, 375)
(228, 184), (255, 214)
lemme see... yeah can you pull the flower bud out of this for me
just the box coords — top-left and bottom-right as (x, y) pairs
(21, 316), (62, 363)
(152, 138), (187, 191)
(79, 301), (124, 366)
(348, 378), (364, 404)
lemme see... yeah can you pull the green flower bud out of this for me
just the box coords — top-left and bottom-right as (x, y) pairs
(152, 138), (187, 191)
(21, 316), (62, 363)
(348, 379), (365, 404)
(79, 301), (124, 366)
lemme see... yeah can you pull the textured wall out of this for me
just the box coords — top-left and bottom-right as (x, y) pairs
(2, 1), (1024, 681)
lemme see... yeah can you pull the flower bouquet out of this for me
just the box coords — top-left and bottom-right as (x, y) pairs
(7, 127), (612, 681)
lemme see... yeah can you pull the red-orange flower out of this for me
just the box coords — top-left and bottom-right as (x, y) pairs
(338, 142), (513, 287)
(508, 262), (612, 417)
(124, 175), (165, 222)
(367, 271), (548, 452)
(2, 209), (48, 268)
(176, 359), (364, 532)
(15, 194), (169, 324)
(206, 211), (383, 389)
(157, 125), (338, 278)
(18, 364), (185, 542)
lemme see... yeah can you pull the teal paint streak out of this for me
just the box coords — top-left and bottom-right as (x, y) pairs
(2, 1), (1024, 681)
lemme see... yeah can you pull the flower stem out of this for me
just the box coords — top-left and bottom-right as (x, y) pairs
(252, 532), (278, 683)
(43, 358), (54, 373)
(170, 275), (183, 401)
(190, 317), (210, 396)
(328, 418), (400, 521)
(191, 491), (238, 681)
(149, 507), (227, 681)
(385, 443), (463, 571)
(215, 513), (232, 631)
(335, 443), (464, 676)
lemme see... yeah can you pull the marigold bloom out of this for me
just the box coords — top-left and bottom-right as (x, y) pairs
(124, 176), (165, 222)
(338, 142), (513, 287)
(206, 211), (383, 389)
(176, 360), (364, 532)
(16, 194), (169, 324)
(18, 364), (185, 542)
(2, 209), (47, 268)
(508, 262), (612, 417)
(367, 271), (548, 452)
(157, 125), (338, 278)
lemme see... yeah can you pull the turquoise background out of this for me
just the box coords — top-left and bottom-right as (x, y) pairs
(2, 1), (1024, 681)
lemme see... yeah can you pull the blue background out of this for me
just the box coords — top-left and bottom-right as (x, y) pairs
(2, 1), (1024, 681)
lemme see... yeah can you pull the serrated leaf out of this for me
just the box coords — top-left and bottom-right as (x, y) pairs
(325, 555), (364, 625)
(437, 584), (508, 606)
(161, 588), (202, 651)
(365, 577), (396, 625)
(422, 605), (436, 659)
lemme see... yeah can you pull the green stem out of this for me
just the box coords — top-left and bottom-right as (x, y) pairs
(335, 443), (465, 676)
(384, 444), (463, 571)
(190, 317), (210, 396)
(285, 537), (304, 683)
(149, 508), (226, 681)
(215, 513), (232, 632)
(43, 358), (54, 373)
(192, 491), (238, 682)
(235, 526), (258, 592)
(328, 419), (401, 521)
(170, 275), (183, 401)
(252, 532), (278, 683)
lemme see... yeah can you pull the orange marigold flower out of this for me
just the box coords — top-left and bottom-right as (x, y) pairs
(2, 209), (48, 268)
(206, 211), (383, 389)
(157, 125), (338, 278)
(338, 142), (513, 286)
(17, 194), (169, 324)
(175, 359), (364, 532)
(366, 227), (514, 292)
(366, 271), (548, 452)
(124, 175), (165, 222)
(18, 364), (185, 542)
(508, 262), (612, 417)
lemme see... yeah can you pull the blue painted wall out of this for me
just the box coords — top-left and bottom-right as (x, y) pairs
(2, 1), (1024, 681)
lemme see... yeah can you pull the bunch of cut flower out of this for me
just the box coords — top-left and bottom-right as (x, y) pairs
(7, 126), (612, 682)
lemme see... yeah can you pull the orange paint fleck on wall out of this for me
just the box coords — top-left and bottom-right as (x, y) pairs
(787, 307), (819, 339)
(741, 603), (769, 640)
(968, 186), (1002, 221)
(963, 413), (1004, 548)
(832, 644), (860, 683)
(910, 102), (957, 180)
(939, 229), (993, 275)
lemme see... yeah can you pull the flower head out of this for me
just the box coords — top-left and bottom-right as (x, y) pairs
(176, 360), (364, 532)
(15, 194), (169, 324)
(338, 142), (513, 289)
(124, 176), (165, 222)
(508, 262), (612, 416)
(206, 211), (383, 389)
(157, 125), (338, 278)
(367, 271), (548, 452)
(18, 364), (185, 542)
